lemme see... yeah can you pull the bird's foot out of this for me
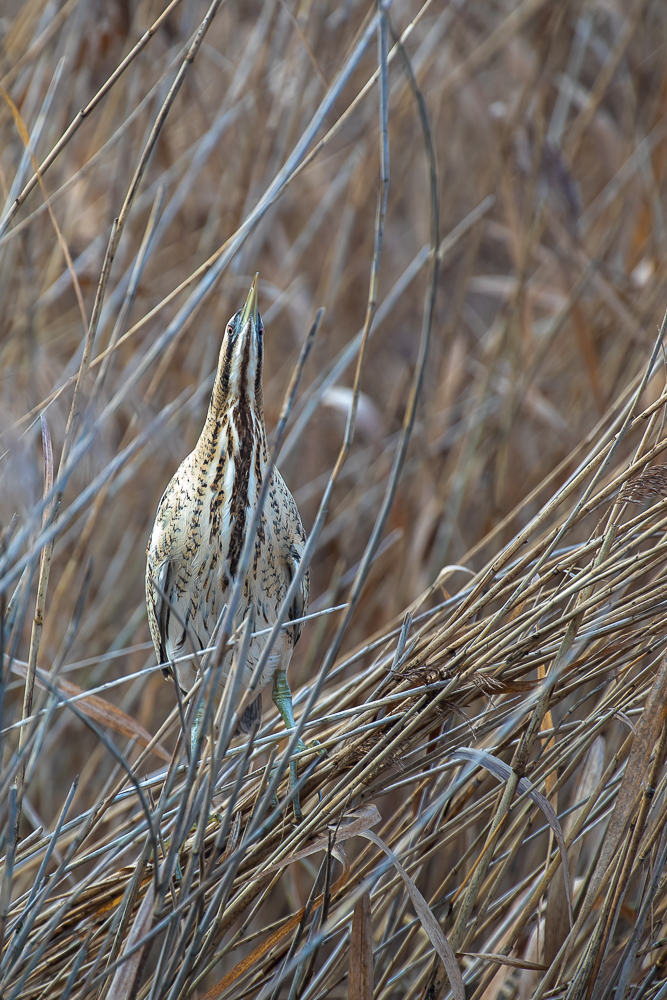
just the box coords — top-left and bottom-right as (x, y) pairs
(304, 737), (327, 758)
(268, 744), (308, 823)
(271, 670), (326, 823)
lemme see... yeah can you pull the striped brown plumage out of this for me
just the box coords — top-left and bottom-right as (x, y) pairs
(145, 276), (309, 743)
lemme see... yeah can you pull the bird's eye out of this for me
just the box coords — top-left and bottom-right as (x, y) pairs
(226, 324), (234, 336)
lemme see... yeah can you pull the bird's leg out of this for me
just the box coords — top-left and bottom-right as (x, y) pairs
(272, 669), (309, 822)
(190, 699), (205, 761)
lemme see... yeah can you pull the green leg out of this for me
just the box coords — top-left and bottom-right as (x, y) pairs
(190, 700), (204, 761)
(272, 669), (307, 822)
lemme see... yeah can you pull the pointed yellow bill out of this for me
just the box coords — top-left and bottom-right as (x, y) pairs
(240, 273), (259, 329)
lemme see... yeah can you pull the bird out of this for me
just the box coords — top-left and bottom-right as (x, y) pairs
(145, 274), (311, 816)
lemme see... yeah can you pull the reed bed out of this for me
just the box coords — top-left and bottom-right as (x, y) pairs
(2, 0), (667, 997)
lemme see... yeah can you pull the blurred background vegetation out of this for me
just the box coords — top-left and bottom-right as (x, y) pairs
(2, 0), (667, 997)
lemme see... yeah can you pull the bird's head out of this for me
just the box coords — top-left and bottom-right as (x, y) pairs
(211, 273), (264, 418)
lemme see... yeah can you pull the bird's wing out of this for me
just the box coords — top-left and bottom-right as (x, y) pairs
(146, 557), (173, 675)
(271, 470), (310, 646)
(284, 539), (309, 645)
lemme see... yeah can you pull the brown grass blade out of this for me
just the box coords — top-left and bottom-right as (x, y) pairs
(545, 735), (605, 964)
(452, 748), (573, 925)
(10, 663), (170, 762)
(349, 891), (373, 1000)
(199, 859), (352, 1000)
(107, 881), (155, 1000)
(361, 830), (465, 1000)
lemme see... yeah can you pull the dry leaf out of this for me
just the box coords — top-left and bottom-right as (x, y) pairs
(263, 804), (381, 873)
(107, 880), (155, 1000)
(200, 853), (351, 1000)
(458, 951), (547, 971)
(11, 662), (170, 762)
(565, 656), (667, 967)
(452, 748), (573, 926)
(199, 809), (382, 1000)
(537, 663), (557, 801)
(360, 830), (465, 1000)
(545, 736), (605, 964)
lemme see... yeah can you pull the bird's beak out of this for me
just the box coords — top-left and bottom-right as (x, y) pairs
(240, 273), (259, 330)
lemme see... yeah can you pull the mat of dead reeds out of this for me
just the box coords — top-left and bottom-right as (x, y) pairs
(3, 1), (667, 998)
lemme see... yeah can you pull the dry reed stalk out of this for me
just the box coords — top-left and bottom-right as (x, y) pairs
(2, 1), (667, 998)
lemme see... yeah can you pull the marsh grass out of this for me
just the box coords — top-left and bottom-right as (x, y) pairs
(2, 0), (667, 997)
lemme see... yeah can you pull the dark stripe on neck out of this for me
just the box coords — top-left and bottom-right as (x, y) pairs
(226, 336), (255, 579)
(210, 334), (235, 418)
(254, 333), (263, 405)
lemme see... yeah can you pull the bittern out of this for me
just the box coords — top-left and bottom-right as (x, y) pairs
(146, 275), (311, 815)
